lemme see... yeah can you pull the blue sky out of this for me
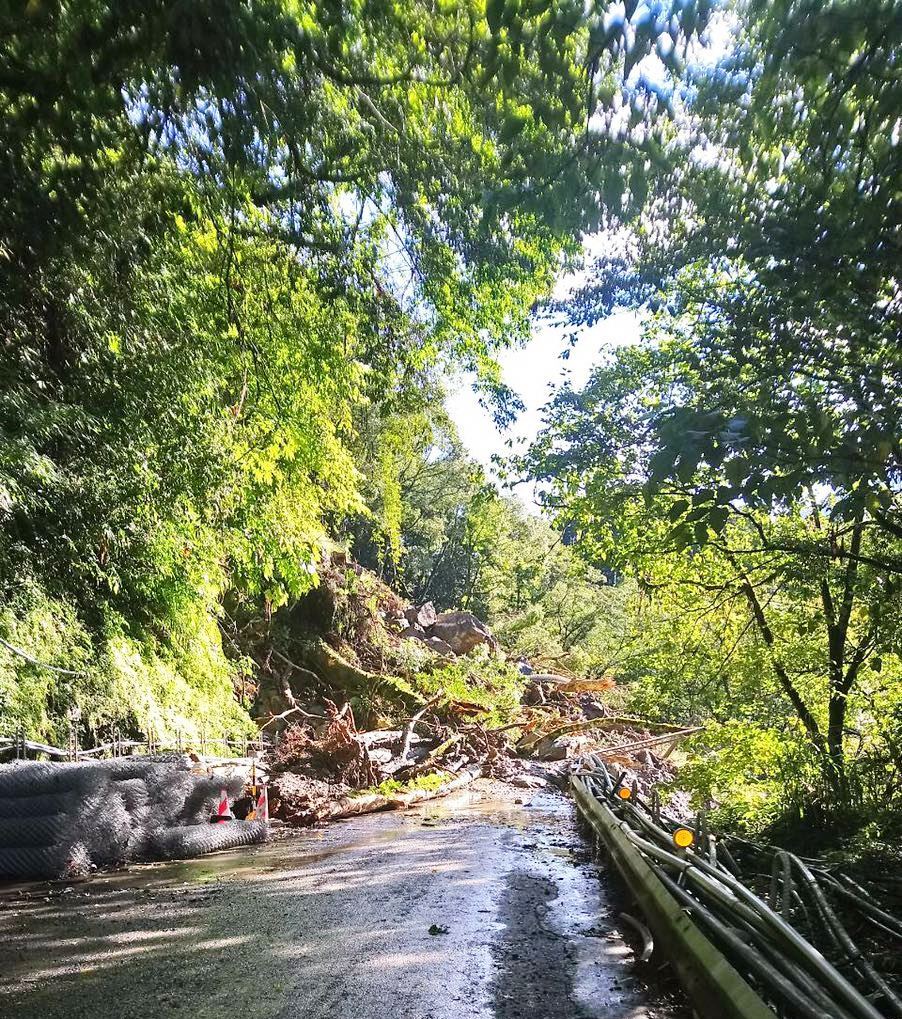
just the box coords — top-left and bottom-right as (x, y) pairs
(446, 308), (641, 509)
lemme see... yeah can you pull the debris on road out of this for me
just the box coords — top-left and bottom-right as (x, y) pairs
(574, 760), (902, 1019)
(267, 691), (524, 826)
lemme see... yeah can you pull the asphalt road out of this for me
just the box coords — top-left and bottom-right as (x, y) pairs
(0, 783), (684, 1019)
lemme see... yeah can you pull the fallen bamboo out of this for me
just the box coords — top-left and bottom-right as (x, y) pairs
(571, 776), (776, 1019)
(827, 877), (902, 940)
(592, 727), (704, 759)
(573, 766), (897, 1019)
(519, 716), (695, 754)
(654, 865), (851, 1019)
(618, 911), (654, 962)
(783, 853), (902, 1017)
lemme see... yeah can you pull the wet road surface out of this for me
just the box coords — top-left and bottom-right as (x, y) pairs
(0, 783), (685, 1019)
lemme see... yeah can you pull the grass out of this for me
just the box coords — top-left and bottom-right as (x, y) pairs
(350, 772), (450, 798)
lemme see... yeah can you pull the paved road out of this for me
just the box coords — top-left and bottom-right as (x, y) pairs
(0, 784), (684, 1019)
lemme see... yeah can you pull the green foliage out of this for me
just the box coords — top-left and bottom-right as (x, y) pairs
(4, 0), (714, 741)
(520, 0), (902, 830)
(348, 405), (508, 610)
(676, 722), (820, 835)
(350, 411), (642, 680)
(525, 357), (902, 816)
(365, 772), (448, 798)
(402, 645), (525, 726)
(564, 0), (902, 544)
(0, 578), (252, 747)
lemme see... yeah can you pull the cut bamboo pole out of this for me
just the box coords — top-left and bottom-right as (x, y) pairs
(571, 776), (777, 1019)
(572, 768), (893, 1019)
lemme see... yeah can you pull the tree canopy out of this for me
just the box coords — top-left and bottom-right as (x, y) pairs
(522, 0), (902, 826)
(563, 0), (902, 545)
(0, 0), (708, 743)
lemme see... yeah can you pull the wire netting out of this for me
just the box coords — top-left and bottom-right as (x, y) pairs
(150, 821), (269, 860)
(0, 758), (268, 880)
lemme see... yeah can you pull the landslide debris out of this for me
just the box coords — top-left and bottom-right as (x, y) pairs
(223, 552), (694, 827)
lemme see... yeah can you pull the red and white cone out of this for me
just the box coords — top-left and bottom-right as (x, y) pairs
(211, 788), (233, 823)
(255, 784), (269, 823)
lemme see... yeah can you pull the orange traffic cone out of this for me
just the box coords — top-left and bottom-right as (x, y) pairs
(211, 788), (233, 823)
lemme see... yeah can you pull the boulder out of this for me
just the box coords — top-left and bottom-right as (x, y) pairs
(421, 636), (456, 657)
(539, 741), (569, 761)
(511, 774), (547, 789)
(397, 625), (456, 658)
(428, 610), (498, 656)
(398, 623), (426, 639)
(634, 749), (662, 767)
(404, 602), (437, 628)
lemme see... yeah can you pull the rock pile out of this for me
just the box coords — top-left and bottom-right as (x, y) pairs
(394, 602), (499, 657)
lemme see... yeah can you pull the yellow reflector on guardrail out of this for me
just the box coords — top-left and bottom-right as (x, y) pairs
(673, 828), (694, 848)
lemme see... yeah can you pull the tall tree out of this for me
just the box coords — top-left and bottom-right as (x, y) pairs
(565, 0), (902, 549)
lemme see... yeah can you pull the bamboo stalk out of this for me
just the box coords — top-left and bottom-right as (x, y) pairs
(655, 864), (844, 1019)
(573, 767), (892, 1019)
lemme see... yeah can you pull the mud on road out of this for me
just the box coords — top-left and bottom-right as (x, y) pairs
(0, 782), (686, 1019)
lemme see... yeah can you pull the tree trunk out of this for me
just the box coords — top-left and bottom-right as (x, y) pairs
(825, 691), (849, 801)
(739, 580), (826, 756)
(820, 516), (865, 802)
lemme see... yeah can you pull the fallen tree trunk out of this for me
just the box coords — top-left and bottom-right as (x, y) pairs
(518, 716), (692, 755)
(385, 767), (481, 809)
(298, 641), (423, 710)
(276, 766), (482, 826)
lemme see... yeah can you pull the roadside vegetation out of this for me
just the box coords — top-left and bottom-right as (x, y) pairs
(2, 0), (900, 853)
(519, 0), (902, 843)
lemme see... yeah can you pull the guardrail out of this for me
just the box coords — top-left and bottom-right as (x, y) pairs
(572, 756), (901, 1019)
(572, 772), (776, 1019)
